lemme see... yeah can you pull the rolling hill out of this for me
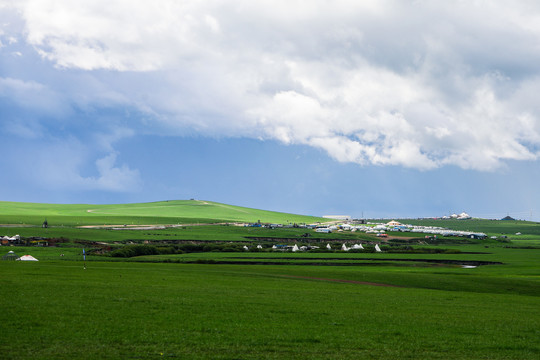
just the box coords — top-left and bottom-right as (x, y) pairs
(0, 200), (329, 226)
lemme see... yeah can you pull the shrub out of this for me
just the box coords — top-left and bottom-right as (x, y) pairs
(110, 244), (159, 258)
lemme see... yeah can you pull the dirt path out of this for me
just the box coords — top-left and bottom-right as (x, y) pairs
(77, 222), (232, 229)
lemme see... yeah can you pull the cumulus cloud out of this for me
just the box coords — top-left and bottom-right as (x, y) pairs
(37, 145), (141, 192)
(91, 152), (142, 192)
(4, 0), (540, 170)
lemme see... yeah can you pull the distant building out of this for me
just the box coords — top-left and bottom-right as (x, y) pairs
(450, 212), (471, 220)
(351, 219), (366, 224)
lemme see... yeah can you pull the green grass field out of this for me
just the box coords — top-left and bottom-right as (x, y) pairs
(0, 200), (329, 226)
(1, 259), (539, 359)
(1, 201), (539, 359)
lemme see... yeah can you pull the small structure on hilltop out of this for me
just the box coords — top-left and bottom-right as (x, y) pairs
(501, 216), (516, 221)
(42, 219), (48, 228)
(2, 250), (19, 261)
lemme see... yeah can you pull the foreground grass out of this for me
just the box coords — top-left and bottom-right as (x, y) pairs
(1, 260), (539, 359)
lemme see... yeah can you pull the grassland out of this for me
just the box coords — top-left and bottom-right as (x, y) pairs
(0, 200), (328, 226)
(1, 201), (539, 359)
(1, 259), (539, 359)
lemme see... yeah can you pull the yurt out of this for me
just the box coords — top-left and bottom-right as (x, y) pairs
(2, 250), (19, 261)
(16, 255), (39, 261)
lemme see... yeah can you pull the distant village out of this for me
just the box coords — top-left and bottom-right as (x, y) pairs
(242, 211), (491, 245)
(236, 214), (496, 253)
(3, 211), (522, 254)
(239, 212), (498, 251)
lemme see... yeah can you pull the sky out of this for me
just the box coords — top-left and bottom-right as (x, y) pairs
(1, 0), (540, 221)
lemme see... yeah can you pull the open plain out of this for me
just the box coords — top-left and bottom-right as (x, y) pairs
(1, 200), (539, 359)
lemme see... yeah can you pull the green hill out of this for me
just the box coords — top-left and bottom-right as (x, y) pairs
(0, 200), (328, 226)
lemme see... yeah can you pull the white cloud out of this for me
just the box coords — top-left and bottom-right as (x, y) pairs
(0, 77), (69, 115)
(91, 152), (141, 192)
(4, 0), (540, 170)
(36, 145), (142, 193)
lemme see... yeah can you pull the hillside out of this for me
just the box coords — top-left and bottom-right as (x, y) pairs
(0, 200), (329, 226)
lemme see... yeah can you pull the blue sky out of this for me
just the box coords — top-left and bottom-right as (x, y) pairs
(1, 1), (540, 220)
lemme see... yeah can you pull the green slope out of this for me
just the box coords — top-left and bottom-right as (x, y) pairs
(0, 200), (328, 225)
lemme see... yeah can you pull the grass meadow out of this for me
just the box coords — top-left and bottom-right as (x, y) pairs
(1, 201), (539, 359)
(1, 260), (539, 359)
(0, 200), (328, 226)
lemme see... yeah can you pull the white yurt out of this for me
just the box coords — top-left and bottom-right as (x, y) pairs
(16, 255), (39, 261)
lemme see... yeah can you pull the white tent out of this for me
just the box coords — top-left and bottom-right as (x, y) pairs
(341, 243), (349, 251)
(16, 254), (38, 261)
(292, 244), (299, 252)
(326, 243), (332, 250)
(375, 244), (382, 252)
(243, 245), (249, 251)
(352, 244), (364, 250)
(257, 244), (262, 249)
